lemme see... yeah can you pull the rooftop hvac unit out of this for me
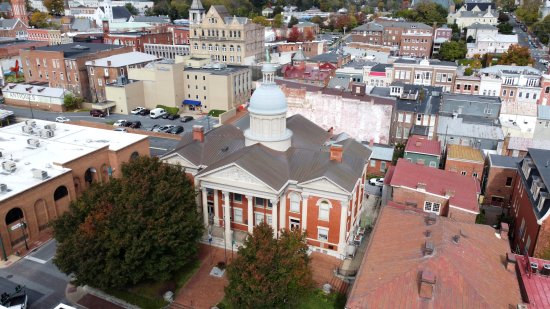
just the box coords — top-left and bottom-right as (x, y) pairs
(39, 129), (54, 138)
(0, 183), (6, 193)
(27, 139), (40, 148)
(21, 125), (34, 134)
(32, 169), (48, 180)
(542, 264), (550, 276)
(0, 151), (2, 158)
(44, 124), (56, 130)
(2, 160), (16, 173)
(25, 120), (36, 127)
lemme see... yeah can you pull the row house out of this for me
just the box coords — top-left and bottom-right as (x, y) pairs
(351, 20), (433, 58)
(27, 29), (73, 45)
(0, 18), (27, 40)
(479, 65), (541, 105)
(432, 25), (452, 56)
(387, 158), (481, 223)
(538, 74), (550, 106)
(365, 143), (394, 176)
(444, 144), (484, 183)
(170, 25), (190, 45)
(275, 41), (328, 58)
(440, 93), (501, 120)
(162, 63), (371, 258)
(20, 43), (132, 101)
(511, 148), (550, 257)
(392, 58), (457, 92)
(484, 154), (521, 207)
(362, 62), (392, 87)
(404, 135), (441, 168)
(534, 105), (550, 140)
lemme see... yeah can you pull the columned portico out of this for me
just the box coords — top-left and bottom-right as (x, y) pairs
(338, 199), (349, 255)
(223, 191), (232, 247)
(213, 189), (220, 226)
(270, 198), (278, 238)
(246, 195), (253, 233)
(201, 188), (208, 227)
(280, 194), (287, 230)
(301, 194), (309, 232)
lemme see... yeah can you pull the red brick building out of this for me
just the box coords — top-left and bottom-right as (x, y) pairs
(20, 43), (133, 101)
(10, 0), (27, 25)
(0, 38), (47, 58)
(102, 21), (173, 52)
(484, 154), (521, 207)
(276, 41), (328, 58)
(365, 143), (394, 176)
(171, 26), (190, 45)
(388, 158), (481, 223)
(0, 18), (27, 39)
(515, 254), (550, 307)
(445, 144), (485, 182)
(511, 148), (550, 257)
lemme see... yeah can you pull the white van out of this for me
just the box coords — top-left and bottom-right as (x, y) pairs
(149, 108), (167, 119)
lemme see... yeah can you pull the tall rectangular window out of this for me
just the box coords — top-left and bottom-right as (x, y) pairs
(233, 208), (243, 223)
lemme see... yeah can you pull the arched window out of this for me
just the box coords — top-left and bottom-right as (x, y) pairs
(54, 186), (68, 201)
(84, 168), (95, 184)
(208, 44), (212, 51)
(202, 43), (206, 50)
(194, 43), (198, 50)
(237, 45), (241, 52)
(5, 208), (23, 226)
(130, 151), (139, 160)
(289, 193), (300, 213)
(222, 45), (226, 52)
(317, 199), (332, 221)
(229, 45), (234, 52)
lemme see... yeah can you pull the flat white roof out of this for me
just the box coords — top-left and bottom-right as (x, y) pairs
(0, 120), (148, 202)
(85, 51), (159, 67)
(2, 83), (66, 98)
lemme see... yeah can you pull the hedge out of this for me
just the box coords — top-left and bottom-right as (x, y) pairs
(208, 109), (226, 117)
(156, 105), (179, 115)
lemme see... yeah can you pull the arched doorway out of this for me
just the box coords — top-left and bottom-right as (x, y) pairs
(34, 199), (49, 231)
(5, 208), (28, 249)
(54, 185), (70, 215)
(84, 167), (97, 186)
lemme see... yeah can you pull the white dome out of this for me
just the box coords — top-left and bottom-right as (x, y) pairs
(248, 83), (287, 115)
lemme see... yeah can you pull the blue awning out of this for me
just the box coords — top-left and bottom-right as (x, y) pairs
(183, 100), (201, 106)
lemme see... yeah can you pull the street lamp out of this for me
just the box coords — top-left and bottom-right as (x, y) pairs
(19, 219), (28, 251)
(27, 91), (34, 119)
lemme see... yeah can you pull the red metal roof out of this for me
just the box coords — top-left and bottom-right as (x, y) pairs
(281, 64), (332, 82)
(516, 255), (550, 308)
(405, 135), (441, 157)
(346, 205), (522, 309)
(390, 159), (480, 213)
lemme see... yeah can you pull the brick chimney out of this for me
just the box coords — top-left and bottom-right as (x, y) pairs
(107, 60), (112, 66)
(419, 270), (436, 299)
(329, 144), (343, 162)
(369, 138), (374, 147)
(192, 125), (204, 142)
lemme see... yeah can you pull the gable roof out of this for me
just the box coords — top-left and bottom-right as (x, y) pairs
(447, 144), (484, 162)
(405, 135), (441, 157)
(488, 154), (521, 169)
(100, 6), (132, 20)
(346, 204), (521, 308)
(0, 18), (21, 29)
(366, 144), (394, 161)
(390, 159), (480, 213)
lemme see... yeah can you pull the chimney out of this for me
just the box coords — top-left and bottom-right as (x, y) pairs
(107, 60), (112, 66)
(419, 270), (436, 299)
(500, 222), (509, 240)
(369, 138), (374, 147)
(192, 125), (204, 142)
(327, 127), (334, 136)
(329, 144), (343, 162)
(417, 182), (426, 191)
(505, 252), (516, 272)
(445, 189), (455, 198)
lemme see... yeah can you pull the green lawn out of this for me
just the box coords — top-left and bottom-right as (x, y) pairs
(217, 290), (346, 309)
(110, 260), (201, 309)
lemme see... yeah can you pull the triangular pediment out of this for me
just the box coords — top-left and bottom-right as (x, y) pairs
(199, 164), (277, 192)
(299, 177), (350, 194)
(161, 152), (197, 169)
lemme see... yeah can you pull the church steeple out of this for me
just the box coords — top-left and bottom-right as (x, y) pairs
(189, 0), (205, 24)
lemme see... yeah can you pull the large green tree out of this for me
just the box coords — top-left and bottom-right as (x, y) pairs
(124, 3), (139, 15)
(225, 223), (314, 308)
(52, 156), (203, 289)
(498, 44), (534, 66)
(43, 0), (64, 15)
(515, 0), (539, 25)
(533, 15), (550, 44)
(395, 2), (448, 26)
(439, 41), (467, 61)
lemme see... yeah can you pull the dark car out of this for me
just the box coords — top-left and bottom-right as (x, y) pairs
(138, 108), (150, 116)
(130, 121), (142, 129)
(90, 109), (106, 117)
(180, 115), (194, 122)
(167, 125), (184, 134)
(150, 124), (160, 131)
(122, 121), (133, 127)
(161, 113), (171, 119)
(167, 114), (180, 120)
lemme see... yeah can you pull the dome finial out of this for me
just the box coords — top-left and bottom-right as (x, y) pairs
(265, 48), (271, 63)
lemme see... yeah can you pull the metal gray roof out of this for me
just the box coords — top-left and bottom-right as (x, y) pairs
(190, 0), (204, 10)
(468, 22), (497, 30)
(367, 145), (394, 161)
(437, 116), (504, 140)
(528, 148), (550, 192)
(538, 105), (550, 120)
(352, 22), (383, 32)
(0, 19), (19, 29)
(327, 77), (350, 90)
(488, 154), (521, 169)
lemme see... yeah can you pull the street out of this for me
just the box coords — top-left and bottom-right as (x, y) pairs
(508, 14), (547, 71)
(0, 105), (219, 157)
(0, 240), (70, 309)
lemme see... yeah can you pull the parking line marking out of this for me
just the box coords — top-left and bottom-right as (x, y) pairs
(24, 256), (48, 264)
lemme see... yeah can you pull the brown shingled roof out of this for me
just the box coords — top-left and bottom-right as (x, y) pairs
(447, 144), (484, 162)
(346, 204), (522, 309)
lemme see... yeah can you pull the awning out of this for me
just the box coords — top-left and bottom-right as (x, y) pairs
(183, 100), (201, 106)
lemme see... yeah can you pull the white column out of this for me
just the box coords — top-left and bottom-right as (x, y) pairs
(338, 199), (349, 255)
(246, 195), (253, 234)
(213, 189), (220, 226)
(280, 194), (287, 231)
(351, 190), (357, 226)
(301, 194), (309, 232)
(223, 191), (232, 247)
(201, 188), (209, 228)
(271, 198), (278, 238)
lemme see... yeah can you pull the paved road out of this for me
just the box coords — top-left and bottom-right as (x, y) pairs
(508, 14), (547, 71)
(1, 105), (218, 157)
(0, 240), (70, 309)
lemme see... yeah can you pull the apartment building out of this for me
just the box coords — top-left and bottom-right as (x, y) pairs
(392, 58), (457, 92)
(85, 52), (159, 103)
(188, 0), (264, 65)
(432, 25), (452, 56)
(511, 148), (550, 257)
(466, 23), (518, 58)
(480, 66), (542, 104)
(351, 20), (433, 58)
(444, 144), (484, 182)
(0, 19), (27, 40)
(27, 29), (72, 45)
(102, 21), (173, 53)
(484, 154), (521, 207)
(20, 43), (132, 101)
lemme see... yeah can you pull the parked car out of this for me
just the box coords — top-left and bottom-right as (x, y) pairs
(113, 119), (127, 127)
(539, 59), (549, 64)
(138, 108), (150, 116)
(150, 124), (160, 131)
(90, 109), (107, 117)
(122, 121), (133, 127)
(369, 178), (384, 186)
(167, 114), (180, 120)
(129, 121), (142, 129)
(150, 108), (167, 119)
(153, 124), (175, 132)
(114, 127), (128, 132)
(55, 116), (70, 123)
(180, 115), (194, 122)
(167, 125), (184, 134)
(131, 107), (146, 115)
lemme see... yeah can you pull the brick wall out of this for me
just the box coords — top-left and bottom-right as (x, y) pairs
(484, 166), (517, 207)
(448, 207), (477, 223)
(392, 186), (449, 216)
(511, 177), (540, 256)
(444, 158), (484, 182)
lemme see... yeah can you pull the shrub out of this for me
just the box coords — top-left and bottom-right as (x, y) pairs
(208, 109), (226, 117)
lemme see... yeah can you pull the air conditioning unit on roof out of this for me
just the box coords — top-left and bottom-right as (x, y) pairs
(2, 160), (16, 173)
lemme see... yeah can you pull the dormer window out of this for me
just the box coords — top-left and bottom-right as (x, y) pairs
(538, 193), (548, 211)
(522, 158), (533, 178)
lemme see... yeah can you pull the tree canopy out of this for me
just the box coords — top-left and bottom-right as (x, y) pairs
(252, 15), (270, 27)
(124, 3), (139, 15)
(43, 0), (64, 15)
(438, 41), (467, 61)
(225, 223), (314, 308)
(533, 15), (550, 44)
(29, 11), (52, 28)
(52, 156), (204, 289)
(498, 44), (534, 66)
(515, 0), (539, 25)
(394, 2), (448, 26)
